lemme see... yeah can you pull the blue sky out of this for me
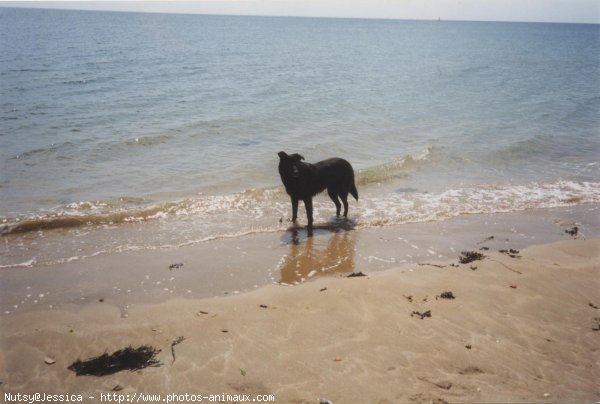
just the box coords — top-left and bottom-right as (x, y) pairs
(2, 0), (599, 23)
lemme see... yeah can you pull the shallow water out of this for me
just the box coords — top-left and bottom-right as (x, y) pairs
(1, 8), (599, 267)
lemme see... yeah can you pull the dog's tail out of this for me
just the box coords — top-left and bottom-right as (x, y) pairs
(350, 183), (359, 201)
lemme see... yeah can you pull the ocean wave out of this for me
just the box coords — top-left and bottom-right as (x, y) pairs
(495, 135), (550, 160)
(0, 202), (177, 236)
(354, 180), (600, 227)
(0, 258), (37, 269)
(355, 148), (433, 185)
(10, 141), (76, 160)
(2, 177), (599, 238)
(125, 134), (173, 146)
(488, 132), (598, 165)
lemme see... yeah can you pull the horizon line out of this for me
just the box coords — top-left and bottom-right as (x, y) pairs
(1, 3), (598, 25)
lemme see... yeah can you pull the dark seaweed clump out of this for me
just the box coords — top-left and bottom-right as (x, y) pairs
(459, 251), (485, 264)
(499, 249), (521, 258)
(411, 310), (431, 319)
(565, 227), (578, 236)
(68, 346), (161, 376)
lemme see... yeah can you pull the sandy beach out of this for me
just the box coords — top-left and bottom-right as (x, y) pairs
(1, 207), (599, 403)
(2, 7), (599, 404)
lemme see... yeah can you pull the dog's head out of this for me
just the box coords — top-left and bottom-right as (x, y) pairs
(278, 151), (305, 179)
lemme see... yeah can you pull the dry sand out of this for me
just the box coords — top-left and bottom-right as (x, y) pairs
(1, 238), (599, 403)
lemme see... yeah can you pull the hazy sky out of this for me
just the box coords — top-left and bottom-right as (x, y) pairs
(2, 0), (599, 23)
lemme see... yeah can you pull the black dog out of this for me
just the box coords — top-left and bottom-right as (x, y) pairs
(278, 151), (358, 229)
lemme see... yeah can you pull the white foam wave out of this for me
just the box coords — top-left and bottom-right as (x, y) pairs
(0, 258), (36, 269)
(352, 180), (600, 227)
(1, 180), (598, 270)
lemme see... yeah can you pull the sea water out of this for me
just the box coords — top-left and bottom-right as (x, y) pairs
(1, 8), (599, 267)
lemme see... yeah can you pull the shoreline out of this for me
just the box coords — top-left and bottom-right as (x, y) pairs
(0, 204), (598, 317)
(1, 237), (598, 402)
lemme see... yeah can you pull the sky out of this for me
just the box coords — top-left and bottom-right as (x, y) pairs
(1, 0), (599, 24)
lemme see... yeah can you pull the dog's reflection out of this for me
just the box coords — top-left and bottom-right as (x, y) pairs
(279, 225), (357, 284)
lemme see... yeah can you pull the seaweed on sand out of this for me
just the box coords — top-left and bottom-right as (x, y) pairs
(68, 346), (161, 376)
(458, 251), (485, 264)
(565, 227), (578, 237)
(437, 291), (455, 299)
(499, 249), (521, 258)
(411, 310), (432, 319)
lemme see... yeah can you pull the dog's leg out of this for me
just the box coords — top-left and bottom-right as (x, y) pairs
(328, 189), (342, 217)
(340, 192), (349, 218)
(303, 197), (313, 229)
(291, 197), (299, 223)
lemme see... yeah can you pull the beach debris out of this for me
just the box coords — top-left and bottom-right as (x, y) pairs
(479, 246), (489, 251)
(418, 263), (448, 268)
(411, 310), (431, 319)
(509, 284), (517, 289)
(592, 318), (600, 332)
(68, 346), (161, 376)
(477, 236), (494, 244)
(112, 385), (123, 392)
(319, 399), (334, 404)
(259, 304), (268, 309)
(240, 368), (246, 376)
(99, 298), (104, 303)
(565, 226), (578, 237)
(465, 344), (472, 350)
(543, 393), (551, 398)
(196, 310), (209, 316)
(589, 302), (599, 309)
(499, 249), (521, 258)
(403, 294), (413, 303)
(459, 251), (485, 264)
(333, 357), (343, 362)
(470, 265), (477, 270)
(437, 291), (455, 300)
(168, 263), (183, 270)
(221, 329), (229, 333)
(347, 272), (366, 278)
(320, 287), (327, 292)
(44, 356), (56, 365)
(171, 336), (185, 364)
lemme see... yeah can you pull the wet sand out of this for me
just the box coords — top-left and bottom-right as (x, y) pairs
(1, 206), (599, 402)
(1, 204), (598, 316)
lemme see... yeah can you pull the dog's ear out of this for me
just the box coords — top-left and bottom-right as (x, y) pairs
(278, 151), (288, 160)
(291, 153), (304, 161)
